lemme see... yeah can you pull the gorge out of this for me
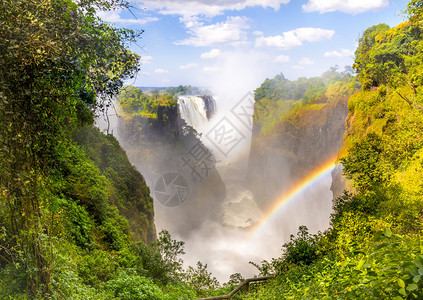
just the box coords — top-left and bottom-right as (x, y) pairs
(105, 77), (352, 281)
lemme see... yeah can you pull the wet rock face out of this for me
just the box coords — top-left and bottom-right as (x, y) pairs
(248, 98), (349, 210)
(116, 109), (226, 237)
(330, 163), (347, 200)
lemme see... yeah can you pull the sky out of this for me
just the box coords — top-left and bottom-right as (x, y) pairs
(98, 0), (410, 89)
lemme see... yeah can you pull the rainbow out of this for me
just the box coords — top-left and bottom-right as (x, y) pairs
(251, 154), (338, 236)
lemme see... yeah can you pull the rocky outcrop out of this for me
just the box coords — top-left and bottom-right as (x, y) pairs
(116, 109), (226, 236)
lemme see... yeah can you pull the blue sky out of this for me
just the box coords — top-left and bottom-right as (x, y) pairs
(98, 0), (409, 89)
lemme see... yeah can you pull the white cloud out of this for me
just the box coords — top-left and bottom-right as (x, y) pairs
(96, 10), (159, 24)
(324, 48), (354, 57)
(298, 57), (314, 65)
(201, 49), (221, 59)
(154, 68), (169, 73)
(255, 27), (335, 49)
(180, 63), (198, 69)
(275, 54), (290, 63)
(175, 16), (249, 47)
(141, 56), (153, 64)
(302, 0), (389, 14)
(295, 27), (335, 42)
(138, 0), (290, 18)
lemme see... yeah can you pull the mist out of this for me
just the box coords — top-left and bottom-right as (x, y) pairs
(96, 49), (337, 283)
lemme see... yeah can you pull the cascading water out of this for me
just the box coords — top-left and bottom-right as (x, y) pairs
(177, 95), (216, 128)
(176, 94), (262, 229)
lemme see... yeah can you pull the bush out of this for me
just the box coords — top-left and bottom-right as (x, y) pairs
(77, 250), (118, 288)
(104, 272), (164, 300)
(282, 226), (320, 266)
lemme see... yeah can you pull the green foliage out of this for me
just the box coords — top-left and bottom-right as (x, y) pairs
(161, 282), (197, 300)
(282, 226), (320, 266)
(341, 133), (385, 191)
(73, 126), (155, 243)
(245, 231), (423, 300)
(0, 0), (140, 296)
(353, 20), (423, 94)
(353, 23), (391, 89)
(406, 0), (423, 24)
(78, 249), (118, 288)
(104, 272), (165, 300)
(254, 66), (356, 103)
(239, 3), (423, 300)
(118, 86), (177, 119)
(253, 67), (359, 136)
(174, 85), (209, 95)
(226, 273), (245, 287)
(153, 230), (185, 277)
(63, 199), (93, 248)
(133, 230), (185, 285)
(185, 261), (220, 296)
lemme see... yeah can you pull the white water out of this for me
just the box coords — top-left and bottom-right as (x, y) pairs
(177, 96), (211, 128)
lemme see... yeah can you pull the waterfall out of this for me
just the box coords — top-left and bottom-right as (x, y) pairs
(177, 95), (216, 128)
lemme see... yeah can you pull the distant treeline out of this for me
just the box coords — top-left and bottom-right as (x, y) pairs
(254, 66), (360, 105)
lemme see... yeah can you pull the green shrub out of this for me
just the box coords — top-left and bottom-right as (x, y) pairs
(282, 226), (320, 266)
(77, 250), (118, 288)
(104, 272), (164, 300)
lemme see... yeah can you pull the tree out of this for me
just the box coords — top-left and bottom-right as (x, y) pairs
(0, 0), (140, 295)
(282, 226), (319, 266)
(406, 0), (423, 24)
(186, 262), (220, 293)
(153, 229), (185, 277)
(341, 133), (385, 192)
(226, 273), (244, 287)
(353, 24), (391, 89)
(134, 230), (186, 285)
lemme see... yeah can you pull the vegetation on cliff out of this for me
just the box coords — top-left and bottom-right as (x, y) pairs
(0, 1), (240, 298)
(253, 67), (360, 136)
(118, 85), (177, 119)
(0, 0), (197, 298)
(237, 2), (423, 299)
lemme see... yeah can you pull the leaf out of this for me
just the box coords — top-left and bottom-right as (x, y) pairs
(375, 242), (389, 250)
(384, 228), (392, 237)
(402, 262), (414, 269)
(398, 287), (406, 296)
(407, 283), (418, 291)
(413, 275), (421, 283)
(410, 267), (418, 276)
(397, 278), (405, 288)
(415, 256), (423, 269)
(392, 297), (404, 300)
(357, 260), (365, 270)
